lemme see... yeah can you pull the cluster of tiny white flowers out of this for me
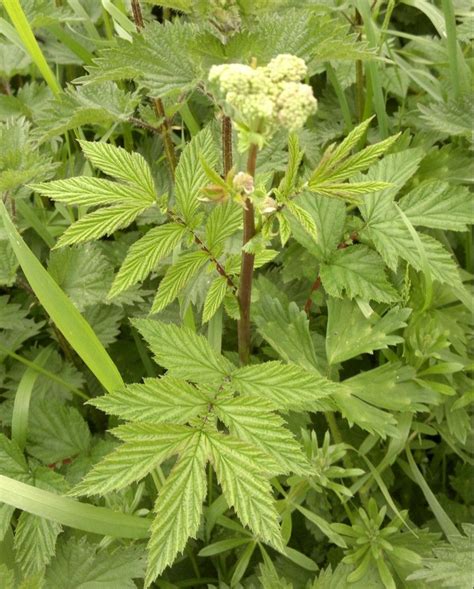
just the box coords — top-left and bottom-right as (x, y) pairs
(209, 54), (317, 136)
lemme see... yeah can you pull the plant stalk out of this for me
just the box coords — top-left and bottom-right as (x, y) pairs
(237, 144), (258, 365)
(222, 115), (233, 176)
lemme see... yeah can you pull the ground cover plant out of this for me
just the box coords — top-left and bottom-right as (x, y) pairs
(0, 0), (473, 587)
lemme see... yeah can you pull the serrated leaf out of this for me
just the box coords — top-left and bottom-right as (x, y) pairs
(71, 425), (194, 497)
(151, 250), (209, 314)
(214, 395), (310, 475)
(202, 276), (228, 323)
(319, 245), (398, 303)
(78, 141), (155, 198)
(278, 132), (303, 198)
(14, 512), (61, 577)
(285, 200), (318, 240)
(27, 400), (90, 464)
(109, 222), (187, 298)
(48, 243), (113, 312)
(0, 433), (29, 480)
(56, 202), (150, 247)
(205, 201), (242, 251)
(308, 181), (390, 203)
(326, 298), (410, 364)
(206, 430), (284, 552)
(146, 432), (207, 586)
(232, 361), (338, 411)
(133, 318), (234, 382)
(30, 177), (153, 207)
(44, 536), (145, 589)
(399, 181), (474, 231)
(175, 128), (218, 223)
(90, 376), (209, 424)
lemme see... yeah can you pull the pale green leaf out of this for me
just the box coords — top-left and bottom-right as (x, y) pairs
(0, 433), (29, 480)
(71, 425), (194, 497)
(30, 177), (153, 207)
(205, 201), (242, 251)
(202, 276), (228, 323)
(215, 395), (310, 475)
(146, 432), (207, 586)
(78, 140), (155, 198)
(175, 128), (218, 223)
(14, 512), (61, 576)
(232, 361), (338, 411)
(285, 200), (318, 241)
(278, 132), (303, 198)
(326, 298), (410, 364)
(319, 245), (399, 303)
(133, 318), (234, 383)
(109, 222), (187, 298)
(90, 376), (209, 424)
(56, 202), (150, 248)
(151, 250), (209, 314)
(399, 181), (474, 231)
(206, 430), (284, 552)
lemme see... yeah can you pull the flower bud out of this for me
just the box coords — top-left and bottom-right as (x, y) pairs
(233, 172), (254, 194)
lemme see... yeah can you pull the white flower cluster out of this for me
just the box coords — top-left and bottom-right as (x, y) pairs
(209, 54), (317, 136)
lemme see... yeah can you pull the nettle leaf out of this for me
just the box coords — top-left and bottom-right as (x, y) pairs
(0, 433), (29, 480)
(44, 536), (145, 589)
(133, 318), (234, 383)
(278, 132), (303, 199)
(90, 376), (209, 424)
(232, 361), (338, 411)
(202, 276), (228, 323)
(146, 432), (207, 586)
(27, 400), (90, 464)
(206, 430), (284, 552)
(14, 512), (62, 577)
(0, 239), (18, 287)
(326, 298), (411, 365)
(418, 96), (473, 141)
(109, 222), (187, 298)
(70, 425), (195, 497)
(285, 200), (318, 241)
(319, 245), (399, 303)
(205, 201), (242, 251)
(151, 250), (209, 314)
(174, 127), (219, 223)
(214, 395), (310, 475)
(399, 181), (474, 231)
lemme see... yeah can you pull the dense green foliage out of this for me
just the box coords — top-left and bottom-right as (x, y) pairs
(0, 0), (473, 587)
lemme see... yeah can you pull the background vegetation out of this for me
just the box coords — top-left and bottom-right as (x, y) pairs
(0, 0), (472, 587)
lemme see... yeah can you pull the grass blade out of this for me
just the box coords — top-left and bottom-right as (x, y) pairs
(0, 201), (124, 394)
(0, 475), (149, 539)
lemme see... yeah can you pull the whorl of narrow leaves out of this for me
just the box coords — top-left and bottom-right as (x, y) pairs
(72, 319), (333, 584)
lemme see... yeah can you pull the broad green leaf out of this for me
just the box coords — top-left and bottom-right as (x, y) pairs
(14, 512), (61, 576)
(109, 222), (187, 298)
(44, 536), (146, 589)
(151, 250), (209, 314)
(55, 202), (150, 248)
(71, 425), (195, 497)
(319, 245), (399, 303)
(214, 395), (310, 475)
(308, 180), (390, 204)
(90, 376), (209, 424)
(0, 202), (123, 391)
(48, 243), (113, 311)
(399, 181), (474, 231)
(78, 140), (156, 198)
(205, 201), (242, 251)
(146, 432), (207, 586)
(27, 400), (90, 464)
(326, 298), (411, 364)
(133, 318), (233, 383)
(0, 433), (29, 480)
(0, 475), (149, 538)
(30, 177), (153, 207)
(206, 431), (284, 552)
(202, 276), (228, 323)
(278, 132), (303, 198)
(232, 361), (339, 411)
(175, 127), (218, 223)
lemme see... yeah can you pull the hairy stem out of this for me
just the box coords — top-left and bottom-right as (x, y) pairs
(222, 115), (233, 176)
(238, 144), (258, 365)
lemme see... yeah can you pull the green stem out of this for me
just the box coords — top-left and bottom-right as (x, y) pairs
(237, 144), (258, 365)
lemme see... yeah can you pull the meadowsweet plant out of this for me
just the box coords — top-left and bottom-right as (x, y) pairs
(0, 0), (473, 587)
